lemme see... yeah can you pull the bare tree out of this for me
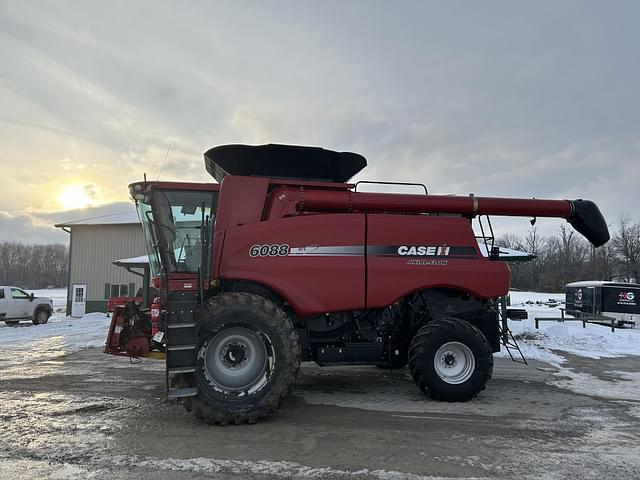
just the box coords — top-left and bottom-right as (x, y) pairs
(611, 214), (640, 282)
(0, 242), (68, 288)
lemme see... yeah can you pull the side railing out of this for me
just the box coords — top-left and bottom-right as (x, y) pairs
(534, 308), (617, 332)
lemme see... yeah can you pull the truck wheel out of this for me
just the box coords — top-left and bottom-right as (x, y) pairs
(33, 308), (51, 325)
(189, 292), (300, 425)
(5, 320), (19, 326)
(408, 317), (493, 401)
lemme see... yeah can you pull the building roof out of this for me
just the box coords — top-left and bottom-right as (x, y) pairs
(566, 281), (640, 288)
(55, 209), (140, 228)
(113, 254), (149, 266)
(477, 242), (534, 262)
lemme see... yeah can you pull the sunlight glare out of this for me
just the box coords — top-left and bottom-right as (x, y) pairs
(58, 185), (91, 210)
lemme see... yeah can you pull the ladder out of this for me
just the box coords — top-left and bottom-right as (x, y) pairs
(165, 291), (199, 398)
(497, 296), (527, 365)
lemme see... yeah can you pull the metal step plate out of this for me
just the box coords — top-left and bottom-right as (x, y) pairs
(168, 387), (198, 399)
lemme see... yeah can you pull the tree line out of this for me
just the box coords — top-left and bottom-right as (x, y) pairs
(0, 242), (68, 289)
(498, 215), (640, 292)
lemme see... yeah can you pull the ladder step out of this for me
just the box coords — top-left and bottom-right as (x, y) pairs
(167, 344), (196, 351)
(167, 323), (197, 329)
(168, 367), (196, 374)
(168, 387), (198, 399)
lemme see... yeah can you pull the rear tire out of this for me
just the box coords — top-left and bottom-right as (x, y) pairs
(4, 320), (19, 326)
(408, 317), (493, 401)
(187, 292), (300, 425)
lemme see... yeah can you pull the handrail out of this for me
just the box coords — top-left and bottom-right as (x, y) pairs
(354, 180), (428, 195)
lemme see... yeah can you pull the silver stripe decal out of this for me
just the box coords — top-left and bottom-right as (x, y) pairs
(288, 246), (365, 257)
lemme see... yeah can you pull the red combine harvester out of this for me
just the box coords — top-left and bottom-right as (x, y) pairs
(105, 144), (609, 425)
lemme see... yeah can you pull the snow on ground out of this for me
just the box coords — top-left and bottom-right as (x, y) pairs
(501, 290), (640, 403)
(501, 290), (640, 364)
(0, 312), (110, 362)
(0, 288), (110, 359)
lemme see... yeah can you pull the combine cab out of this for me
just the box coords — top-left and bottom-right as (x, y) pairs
(106, 143), (610, 425)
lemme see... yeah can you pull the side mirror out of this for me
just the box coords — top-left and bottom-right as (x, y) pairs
(29, 293), (35, 302)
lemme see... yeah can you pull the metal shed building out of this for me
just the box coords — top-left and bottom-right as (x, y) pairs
(55, 210), (146, 316)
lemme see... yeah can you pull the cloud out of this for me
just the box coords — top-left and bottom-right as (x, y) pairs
(0, 211), (67, 244)
(0, 202), (137, 244)
(0, 1), (639, 241)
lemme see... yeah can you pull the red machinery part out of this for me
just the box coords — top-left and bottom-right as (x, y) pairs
(125, 337), (150, 357)
(150, 297), (161, 337)
(266, 187), (608, 247)
(104, 305), (127, 356)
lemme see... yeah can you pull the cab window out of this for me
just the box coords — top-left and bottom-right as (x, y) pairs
(11, 288), (30, 299)
(153, 190), (217, 273)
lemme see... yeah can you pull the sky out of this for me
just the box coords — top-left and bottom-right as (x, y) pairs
(1, 1), (639, 244)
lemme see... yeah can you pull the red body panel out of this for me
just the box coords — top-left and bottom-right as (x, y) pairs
(366, 215), (509, 308)
(219, 214), (366, 316)
(217, 209), (509, 316)
(107, 296), (142, 312)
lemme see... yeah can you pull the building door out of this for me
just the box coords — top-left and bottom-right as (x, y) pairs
(71, 284), (87, 318)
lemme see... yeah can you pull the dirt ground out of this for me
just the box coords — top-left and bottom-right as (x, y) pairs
(1, 347), (639, 479)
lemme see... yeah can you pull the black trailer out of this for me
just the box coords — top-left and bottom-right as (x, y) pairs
(565, 281), (639, 328)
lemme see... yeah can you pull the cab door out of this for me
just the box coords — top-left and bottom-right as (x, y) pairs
(9, 288), (31, 318)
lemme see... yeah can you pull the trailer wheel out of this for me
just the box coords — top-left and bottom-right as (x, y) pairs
(408, 317), (493, 401)
(189, 292), (300, 425)
(33, 307), (51, 325)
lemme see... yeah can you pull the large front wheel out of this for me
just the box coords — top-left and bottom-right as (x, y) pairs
(188, 292), (300, 425)
(408, 317), (493, 401)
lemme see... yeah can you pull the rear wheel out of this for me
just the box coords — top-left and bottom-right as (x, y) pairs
(4, 320), (19, 326)
(187, 292), (300, 425)
(408, 317), (493, 401)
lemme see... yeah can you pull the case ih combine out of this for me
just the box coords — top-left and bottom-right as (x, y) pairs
(105, 144), (609, 425)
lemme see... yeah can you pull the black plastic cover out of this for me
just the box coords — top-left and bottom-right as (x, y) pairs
(568, 200), (610, 247)
(204, 144), (367, 183)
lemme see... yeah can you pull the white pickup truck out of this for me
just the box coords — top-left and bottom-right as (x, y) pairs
(0, 286), (53, 325)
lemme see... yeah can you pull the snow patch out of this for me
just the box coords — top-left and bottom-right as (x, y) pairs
(553, 370), (640, 402)
(0, 312), (110, 366)
(500, 290), (640, 362)
(108, 455), (462, 479)
(502, 291), (640, 401)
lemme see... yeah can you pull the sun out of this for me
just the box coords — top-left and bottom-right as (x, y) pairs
(58, 185), (92, 210)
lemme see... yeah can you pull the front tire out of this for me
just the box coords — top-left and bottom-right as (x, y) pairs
(33, 308), (51, 325)
(408, 317), (493, 401)
(188, 292), (300, 425)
